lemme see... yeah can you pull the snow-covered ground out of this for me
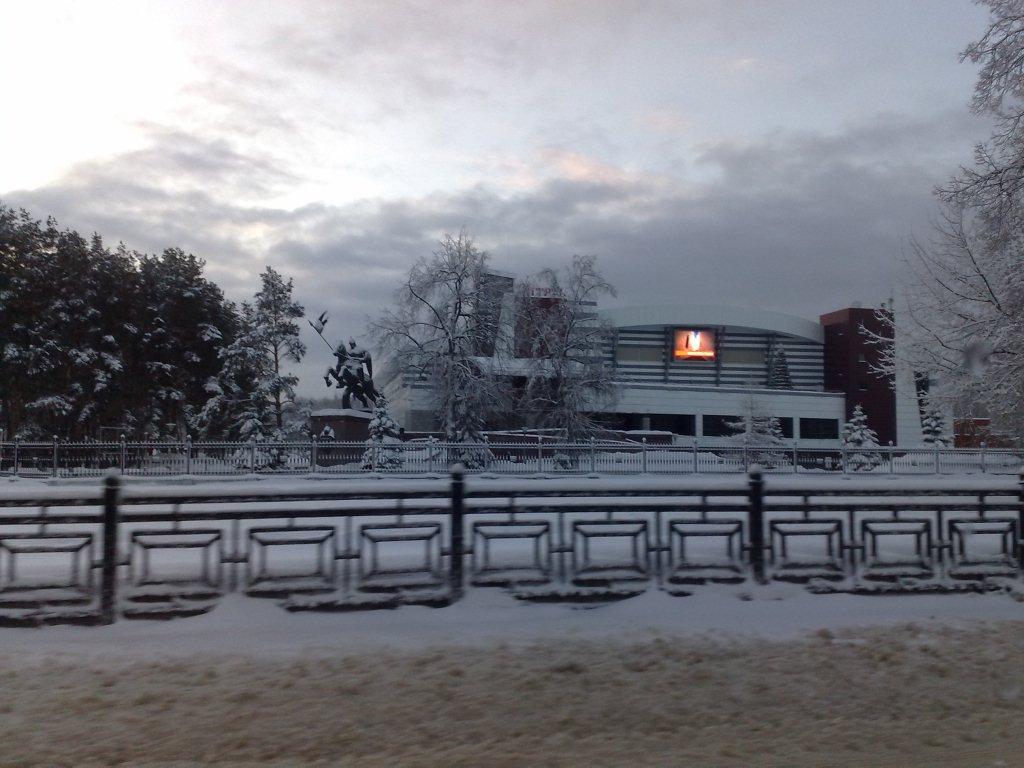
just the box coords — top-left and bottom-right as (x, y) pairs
(1, 584), (1024, 766)
(2, 474), (1024, 765)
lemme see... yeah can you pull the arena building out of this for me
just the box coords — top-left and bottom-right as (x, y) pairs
(595, 304), (916, 446)
(376, 293), (924, 446)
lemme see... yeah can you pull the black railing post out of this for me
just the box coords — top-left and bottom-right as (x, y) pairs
(450, 464), (465, 600)
(748, 466), (767, 584)
(101, 473), (120, 624)
(1017, 467), (1024, 570)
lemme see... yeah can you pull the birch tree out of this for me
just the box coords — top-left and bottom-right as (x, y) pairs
(371, 232), (502, 466)
(513, 255), (617, 440)
(878, 1), (1024, 440)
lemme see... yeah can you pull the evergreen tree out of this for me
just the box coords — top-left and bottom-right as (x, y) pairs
(842, 404), (881, 471)
(361, 394), (403, 470)
(0, 204), (237, 440)
(199, 269), (305, 441)
(132, 248), (236, 439)
(253, 266), (305, 433)
(0, 213), (137, 438)
(198, 302), (274, 440)
(767, 345), (793, 390)
(920, 397), (951, 447)
(727, 395), (787, 467)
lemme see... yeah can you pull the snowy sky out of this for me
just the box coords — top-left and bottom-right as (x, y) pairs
(0, 0), (994, 396)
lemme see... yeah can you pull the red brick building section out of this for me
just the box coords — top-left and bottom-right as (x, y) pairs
(820, 307), (896, 446)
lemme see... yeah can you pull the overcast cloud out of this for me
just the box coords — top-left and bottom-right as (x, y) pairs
(0, 0), (995, 395)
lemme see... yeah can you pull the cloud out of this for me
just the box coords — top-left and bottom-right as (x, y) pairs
(729, 57), (760, 72)
(1, 107), (989, 396)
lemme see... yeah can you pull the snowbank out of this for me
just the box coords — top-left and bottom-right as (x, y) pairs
(0, 588), (1023, 765)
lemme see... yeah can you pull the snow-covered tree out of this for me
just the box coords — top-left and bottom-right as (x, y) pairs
(767, 345), (793, 390)
(842, 404), (881, 471)
(0, 215), (130, 438)
(0, 206), (236, 440)
(199, 268), (306, 442)
(514, 255), (617, 440)
(371, 232), (501, 467)
(253, 267), (306, 432)
(948, 0), (1024, 210)
(197, 302), (274, 440)
(874, 2), (1024, 441)
(361, 394), (403, 470)
(920, 396), (951, 447)
(131, 248), (236, 439)
(727, 395), (787, 467)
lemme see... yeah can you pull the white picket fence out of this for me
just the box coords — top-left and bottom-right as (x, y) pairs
(0, 438), (1018, 477)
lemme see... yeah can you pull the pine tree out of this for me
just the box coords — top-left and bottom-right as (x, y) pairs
(361, 395), (403, 470)
(920, 397), (950, 447)
(767, 345), (793, 390)
(200, 268), (305, 441)
(727, 396), (787, 468)
(197, 302), (274, 441)
(253, 267), (306, 433)
(0, 204), (236, 440)
(133, 248), (235, 439)
(842, 404), (881, 471)
(448, 394), (492, 469)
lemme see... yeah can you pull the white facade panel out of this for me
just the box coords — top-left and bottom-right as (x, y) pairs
(608, 385), (844, 421)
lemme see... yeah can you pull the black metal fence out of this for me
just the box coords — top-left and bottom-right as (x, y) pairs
(0, 437), (1020, 477)
(0, 468), (1021, 625)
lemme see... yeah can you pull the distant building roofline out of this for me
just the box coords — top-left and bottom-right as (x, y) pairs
(600, 304), (825, 344)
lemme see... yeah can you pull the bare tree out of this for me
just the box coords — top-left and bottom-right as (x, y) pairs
(371, 232), (504, 464)
(945, 0), (1024, 213)
(513, 255), (617, 440)
(878, 1), (1024, 440)
(873, 202), (1024, 437)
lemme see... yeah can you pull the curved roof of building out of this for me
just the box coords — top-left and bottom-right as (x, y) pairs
(600, 304), (824, 344)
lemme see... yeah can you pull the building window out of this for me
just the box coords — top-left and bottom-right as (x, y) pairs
(616, 345), (662, 363)
(703, 414), (736, 437)
(650, 414), (696, 436)
(800, 418), (839, 440)
(719, 349), (764, 366)
(778, 417), (794, 439)
(673, 329), (716, 361)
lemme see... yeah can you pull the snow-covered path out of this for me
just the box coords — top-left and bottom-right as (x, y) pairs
(1, 588), (1023, 766)
(1, 621), (1021, 766)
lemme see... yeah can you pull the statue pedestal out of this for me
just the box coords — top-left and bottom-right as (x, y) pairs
(310, 408), (373, 441)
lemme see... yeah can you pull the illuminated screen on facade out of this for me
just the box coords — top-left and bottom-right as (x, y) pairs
(673, 329), (716, 360)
